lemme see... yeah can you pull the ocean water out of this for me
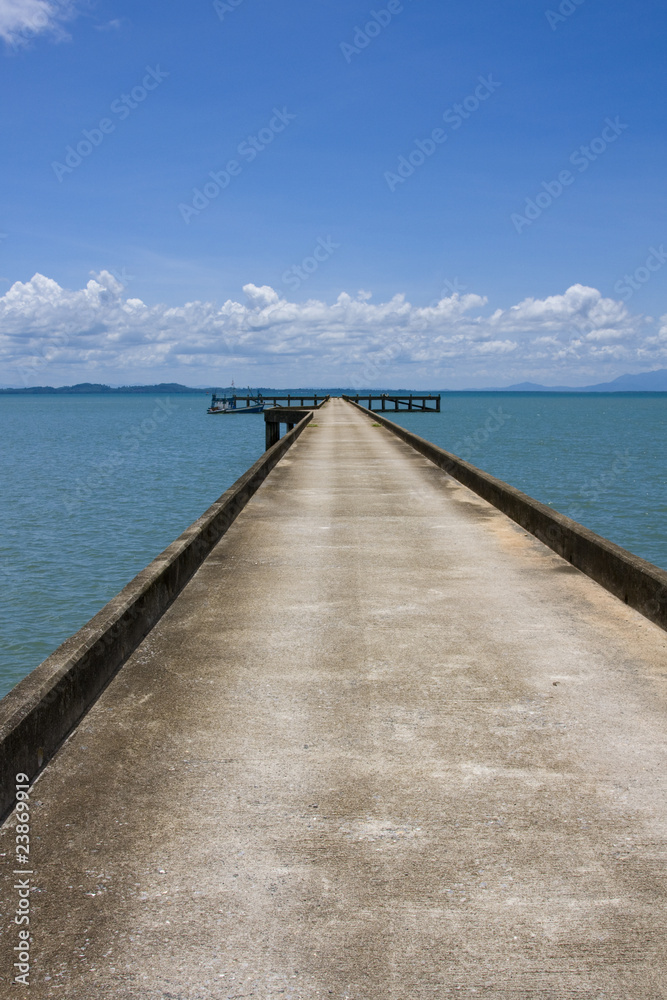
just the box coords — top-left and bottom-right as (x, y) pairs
(0, 391), (666, 700)
(0, 394), (266, 698)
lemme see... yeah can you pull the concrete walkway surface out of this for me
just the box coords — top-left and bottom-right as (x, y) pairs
(2, 397), (667, 999)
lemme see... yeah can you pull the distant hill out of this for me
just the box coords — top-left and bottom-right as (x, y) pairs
(3, 371), (667, 394)
(0, 383), (336, 395)
(585, 370), (667, 391)
(496, 381), (572, 391)
(0, 382), (199, 394)
(483, 369), (667, 392)
(0, 383), (440, 395)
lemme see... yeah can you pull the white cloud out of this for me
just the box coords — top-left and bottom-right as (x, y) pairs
(0, 272), (663, 387)
(0, 0), (78, 45)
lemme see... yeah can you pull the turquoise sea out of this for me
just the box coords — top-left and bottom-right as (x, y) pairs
(0, 394), (266, 699)
(0, 391), (666, 699)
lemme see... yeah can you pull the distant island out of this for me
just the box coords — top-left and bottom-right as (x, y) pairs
(0, 382), (210, 395)
(2, 370), (667, 393)
(0, 383), (435, 395)
(483, 369), (667, 392)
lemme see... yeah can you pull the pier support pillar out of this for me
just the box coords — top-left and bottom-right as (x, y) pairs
(265, 421), (280, 450)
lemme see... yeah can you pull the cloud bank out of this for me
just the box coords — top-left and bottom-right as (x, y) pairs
(1, 271), (664, 387)
(0, 0), (78, 45)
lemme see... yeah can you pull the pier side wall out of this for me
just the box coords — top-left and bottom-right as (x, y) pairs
(0, 411), (313, 820)
(347, 399), (667, 633)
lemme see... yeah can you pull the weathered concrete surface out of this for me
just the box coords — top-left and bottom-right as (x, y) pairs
(347, 398), (667, 634)
(0, 410), (313, 821)
(2, 397), (667, 999)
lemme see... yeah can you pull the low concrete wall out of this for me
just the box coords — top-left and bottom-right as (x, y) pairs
(347, 398), (667, 633)
(264, 407), (317, 448)
(0, 411), (313, 821)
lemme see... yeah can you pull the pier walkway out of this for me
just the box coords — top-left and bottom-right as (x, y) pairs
(2, 398), (667, 998)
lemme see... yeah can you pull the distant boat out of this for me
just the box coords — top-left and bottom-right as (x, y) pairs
(207, 392), (264, 415)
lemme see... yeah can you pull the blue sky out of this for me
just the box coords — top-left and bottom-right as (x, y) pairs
(1, 0), (666, 387)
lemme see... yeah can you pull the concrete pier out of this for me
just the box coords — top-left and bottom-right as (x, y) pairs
(2, 397), (667, 998)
